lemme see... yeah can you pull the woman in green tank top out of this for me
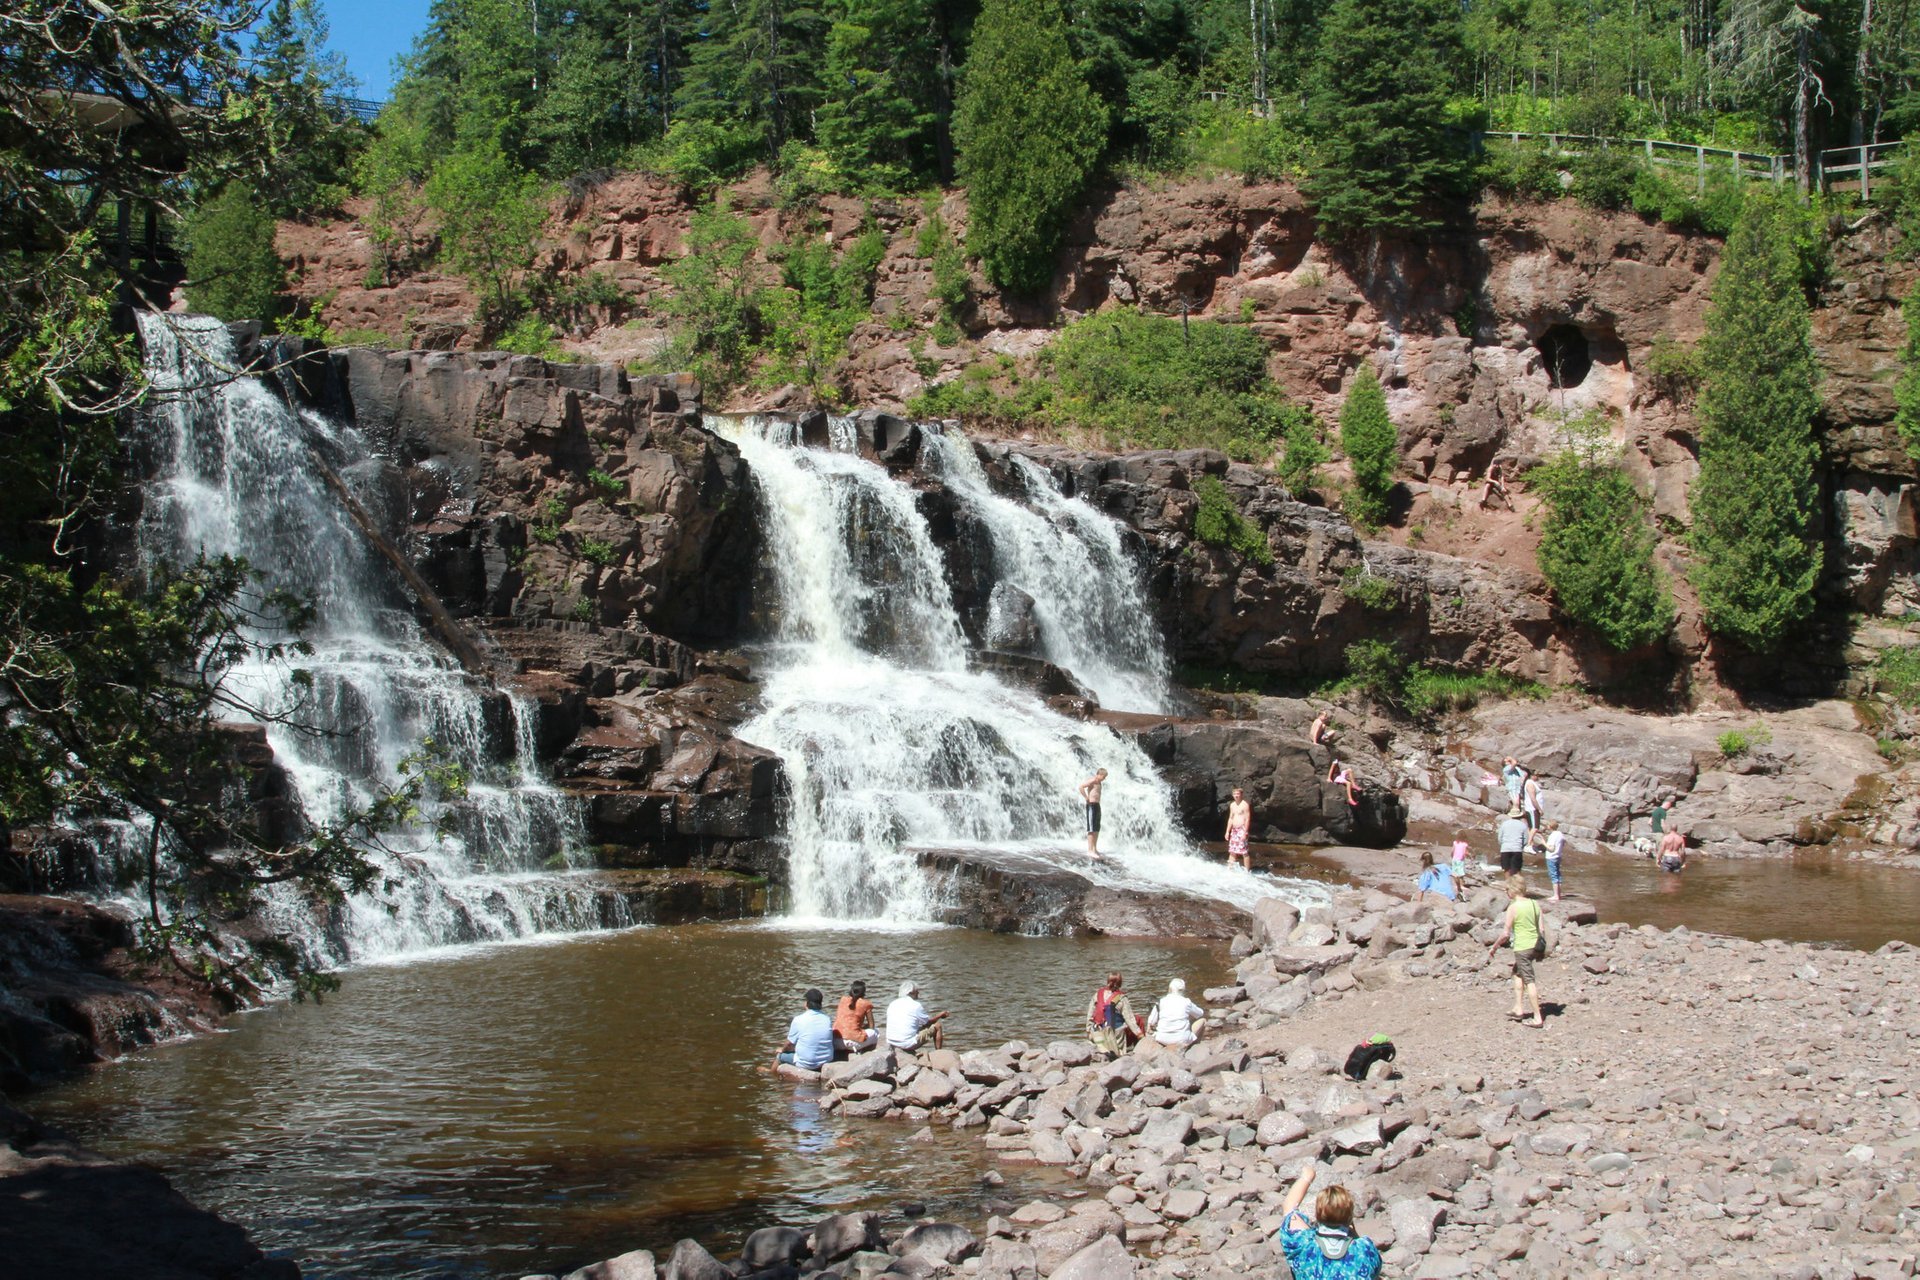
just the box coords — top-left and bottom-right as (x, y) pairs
(1487, 875), (1546, 1028)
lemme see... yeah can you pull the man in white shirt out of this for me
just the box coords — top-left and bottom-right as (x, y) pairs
(1147, 978), (1205, 1049)
(886, 980), (949, 1051)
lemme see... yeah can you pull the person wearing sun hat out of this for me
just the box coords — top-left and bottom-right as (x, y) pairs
(885, 979), (949, 1051)
(1146, 977), (1206, 1049)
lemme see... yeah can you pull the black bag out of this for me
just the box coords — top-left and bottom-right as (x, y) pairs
(1343, 1039), (1396, 1081)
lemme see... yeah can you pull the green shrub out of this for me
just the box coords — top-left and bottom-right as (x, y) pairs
(1568, 146), (1640, 210)
(656, 198), (769, 393)
(1339, 364), (1398, 526)
(575, 537), (617, 565)
(182, 181), (286, 323)
(1477, 145), (1564, 202)
(1402, 667), (1547, 718)
(1897, 297), (1920, 463)
(530, 496), (567, 544)
(1340, 638), (1407, 707)
(1718, 728), (1750, 757)
(1192, 475), (1273, 565)
(1339, 565), (1397, 611)
(1279, 413), (1331, 497)
(1874, 645), (1920, 706)
(1644, 335), (1700, 400)
(495, 315), (565, 357)
(1531, 432), (1675, 651)
(917, 208), (971, 321)
(425, 139), (551, 326)
(587, 469), (624, 500)
(649, 118), (761, 191)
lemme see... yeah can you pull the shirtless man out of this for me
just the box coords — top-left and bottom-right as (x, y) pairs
(1657, 827), (1688, 873)
(1225, 787), (1252, 871)
(1308, 709), (1332, 745)
(1080, 768), (1108, 859)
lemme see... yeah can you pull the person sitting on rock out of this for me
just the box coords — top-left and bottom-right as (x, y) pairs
(1276, 1163), (1382, 1279)
(1416, 851), (1457, 901)
(1326, 758), (1359, 807)
(1146, 978), (1206, 1049)
(885, 980), (948, 1052)
(1309, 709), (1336, 746)
(1085, 971), (1144, 1057)
(833, 980), (878, 1056)
(1479, 460), (1511, 511)
(773, 988), (837, 1072)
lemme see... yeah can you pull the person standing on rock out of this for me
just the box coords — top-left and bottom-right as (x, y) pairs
(1085, 972), (1144, 1057)
(832, 980), (877, 1055)
(885, 980), (948, 1052)
(1225, 787), (1253, 871)
(1450, 834), (1471, 882)
(773, 988), (838, 1072)
(1650, 795), (1672, 845)
(1542, 821), (1567, 901)
(1079, 768), (1108, 860)
(1147, 978), (1206, 1049)
(1488, 876), (1547, 1028)
(1276, 1164), (1382, 1279)
(1497, 805), (1529, 875)
(1522, 772), (1543, 830)
(1501, 756), (1525, 804)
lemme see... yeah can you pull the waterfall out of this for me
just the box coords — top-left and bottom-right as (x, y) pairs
(919, 433), (1172, 714)
(133, 314), (621, 966)
(716, 416), (1312, 922)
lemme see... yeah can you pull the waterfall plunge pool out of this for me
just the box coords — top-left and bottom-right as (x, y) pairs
(30, 922), (1231, 1279)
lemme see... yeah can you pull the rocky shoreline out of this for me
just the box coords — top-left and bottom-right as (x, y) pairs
(537, 878), (1919, 1280)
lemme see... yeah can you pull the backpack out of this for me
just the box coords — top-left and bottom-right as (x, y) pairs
(1342, 1037), (1396, 1081)
(1097, 991), (1125, 1030)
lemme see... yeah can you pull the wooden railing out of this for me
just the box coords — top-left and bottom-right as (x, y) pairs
(1479, 131), (1909, 200)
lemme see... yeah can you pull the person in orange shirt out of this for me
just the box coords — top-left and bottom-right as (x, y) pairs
(832, 980), (877, 1056)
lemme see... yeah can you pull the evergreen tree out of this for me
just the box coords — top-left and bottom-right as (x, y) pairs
(183, 181), (288, 322)
(1304, 0), (1468, 237)
(1338, 364), (1398, 525)
(675, 0), (830, 164)
(953, 0), (1107, 292)
(1533, 428), (1675, 651)
(249, 0), (362, 216)
(815, 0), (948, 188)
(1690, 194), (1824, 652)
(424, 138), (552, 325)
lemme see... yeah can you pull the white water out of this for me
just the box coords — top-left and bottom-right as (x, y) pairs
(134, 314), (620, 966)
(716, 416), (1318, 922)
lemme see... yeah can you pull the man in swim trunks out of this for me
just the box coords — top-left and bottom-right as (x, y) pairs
(1225, 786), (1252, 871)
(1658, 827), (1688, 873)
(1080, 768), (1108, 859)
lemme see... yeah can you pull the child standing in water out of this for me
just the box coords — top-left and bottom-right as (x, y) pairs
(1225, 787), (1252, 871)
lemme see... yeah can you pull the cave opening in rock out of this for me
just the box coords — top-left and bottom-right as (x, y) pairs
(1538, 324), (1592, 389)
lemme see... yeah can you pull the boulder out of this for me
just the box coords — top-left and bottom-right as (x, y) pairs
(811, 1212), (885, 1264)
(895, 1222), (979, 1264)
(821, 1049), (895, 1088)
(661, 1240), (729, 1280)
(1044, 1233), (1135, 1280)
(1250, 897), (1301, 949)
(563, 1251), (656, 1280)
(741, 1227), (807, 1270)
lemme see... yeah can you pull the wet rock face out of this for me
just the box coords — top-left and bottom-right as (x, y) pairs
(914, 847), (1250, 939)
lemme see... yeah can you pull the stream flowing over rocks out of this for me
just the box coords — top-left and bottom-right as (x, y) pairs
(537, 886), (1920, 1280)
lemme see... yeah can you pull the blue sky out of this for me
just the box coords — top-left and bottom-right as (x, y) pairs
(320, 0), (433, 98)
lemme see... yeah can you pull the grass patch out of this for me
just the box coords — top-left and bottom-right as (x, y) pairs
(1339, 565), (1397, 611)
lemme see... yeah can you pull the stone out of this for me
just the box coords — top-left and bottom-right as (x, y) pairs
(1047, 1040), (1096, 1066)
(1387, 1198), (1445, 1256)
(902, 1070), (958, 1108)
(742, 1227), (807, 1269)
(1163, 1189), (1208, 1221)
(661, 1240), (729, 1280)
(1251, 898), (1301, 949)
(1327, 1118), (1384, 1155)
(821, 1049), (895, 1089)
(1137, 1111), (1195, 1154)
(895, 1222), (979, 1264)
(1044, 1233), (1135, 1280)
(563, 1251), (656, 1280)
(1256, 1111), (1310, 1147)
(812, 1212), (885, 1264)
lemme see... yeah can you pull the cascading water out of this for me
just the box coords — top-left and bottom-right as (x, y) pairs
(715, 415), (1316, 922)
(133, 314), (620, 965)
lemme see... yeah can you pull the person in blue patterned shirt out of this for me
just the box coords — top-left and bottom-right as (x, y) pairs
(1276, 1164), (1382, 1279)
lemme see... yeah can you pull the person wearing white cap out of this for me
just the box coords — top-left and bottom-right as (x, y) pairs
(885, 979), (950, 1051)
(1146, 978), (1206, 1049)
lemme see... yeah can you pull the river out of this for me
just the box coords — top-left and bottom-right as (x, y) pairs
(30, 923), (1230, 1279)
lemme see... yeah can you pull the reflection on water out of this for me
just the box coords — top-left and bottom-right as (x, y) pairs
(30, 924), (1230, 1280)
(1257, 844), (1920, 951)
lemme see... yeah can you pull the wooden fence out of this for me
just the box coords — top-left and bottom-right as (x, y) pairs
(1481, 131), (1909, 200)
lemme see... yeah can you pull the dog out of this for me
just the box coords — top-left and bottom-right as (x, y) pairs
(1632, 836), (1656, 858)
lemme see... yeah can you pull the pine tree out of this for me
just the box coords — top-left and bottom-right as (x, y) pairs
(674, 0), (830, 163)
(953, 0), (1107, 292)
(1690, 194), (1824, 652)
(1303, 0), (1468, 238)
(1533, 430), (1675, 651)
(1338, 364), (1398, 525)
(183, 181), (287, 322)
(815, 0), (947, 189)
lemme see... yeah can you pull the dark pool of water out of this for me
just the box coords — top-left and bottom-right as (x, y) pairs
(29, 923), (1230, 1280)
(1251, 843), (1920, 951)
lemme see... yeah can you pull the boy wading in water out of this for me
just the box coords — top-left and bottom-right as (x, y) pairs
(1080, 768), (1108, 860)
